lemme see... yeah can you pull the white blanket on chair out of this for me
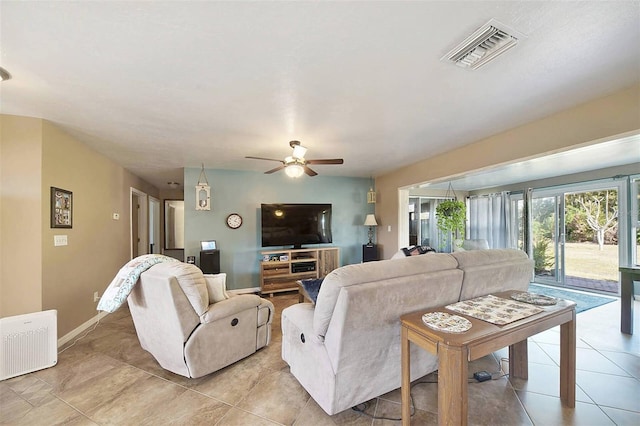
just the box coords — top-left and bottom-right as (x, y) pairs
(97, 254), (179, 313)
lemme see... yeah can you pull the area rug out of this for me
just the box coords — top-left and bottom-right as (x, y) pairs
(528, 284), (616, 314)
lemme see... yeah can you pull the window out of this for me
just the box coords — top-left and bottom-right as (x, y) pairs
(632, 176), (640, 265)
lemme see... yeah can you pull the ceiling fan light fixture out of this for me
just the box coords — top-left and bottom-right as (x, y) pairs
(442, 18), (525, 70)
(248, 140), (343, 177)
(285, 163), (304, 178)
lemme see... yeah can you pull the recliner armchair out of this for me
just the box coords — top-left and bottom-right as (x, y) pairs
(127, 261), (273, 378)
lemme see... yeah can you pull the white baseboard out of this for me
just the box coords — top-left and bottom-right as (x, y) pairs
(58, 311), (108, 348)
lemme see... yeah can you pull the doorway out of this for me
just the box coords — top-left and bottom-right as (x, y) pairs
(531, 179), (627, 294)
(149, 196), (161, 254)
(130, 188), (149, 259)
(408, 196), (450, 251)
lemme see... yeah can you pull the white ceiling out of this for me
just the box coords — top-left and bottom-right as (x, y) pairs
(1, 1), (639, 189)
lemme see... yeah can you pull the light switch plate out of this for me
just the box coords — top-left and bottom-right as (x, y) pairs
(54, 235), (68, 246)
(112, 213), (120, 220)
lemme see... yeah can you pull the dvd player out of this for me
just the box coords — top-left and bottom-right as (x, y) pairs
(292, 261), (316, 273)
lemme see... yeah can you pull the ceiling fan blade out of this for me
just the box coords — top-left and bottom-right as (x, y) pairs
(303, 165), (318, 176)
(264, 164), (286, 174)
(245, 156), (284, 163)
(306, 159), (344, 165)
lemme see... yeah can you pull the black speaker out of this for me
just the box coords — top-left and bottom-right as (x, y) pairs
(363, 244), (378, 262)
(200, 249), (220, 274)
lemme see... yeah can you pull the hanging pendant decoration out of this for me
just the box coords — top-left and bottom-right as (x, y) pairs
(195, 164), (211, 211)
(435, 182), (466, 250)
(367, 176), (376, 204)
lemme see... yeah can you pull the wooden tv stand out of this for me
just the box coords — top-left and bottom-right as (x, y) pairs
(259, 247), (339, 296)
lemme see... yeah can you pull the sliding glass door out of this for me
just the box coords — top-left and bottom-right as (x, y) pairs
(531, 194), (561, 285)
(531, 179), (626, 294)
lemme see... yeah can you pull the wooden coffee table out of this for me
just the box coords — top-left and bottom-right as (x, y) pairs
(400, 290), (576, 426)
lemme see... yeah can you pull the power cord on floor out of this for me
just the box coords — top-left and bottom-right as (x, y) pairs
(57, 319), (101, 355)
(351, 357), (510, 421)
(351, 376), (438, 420)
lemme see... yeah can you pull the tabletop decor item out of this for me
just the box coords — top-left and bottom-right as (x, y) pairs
(510, 291), (558, 306)
(446, 294), (543, 325)
(421, 312), (472, 333)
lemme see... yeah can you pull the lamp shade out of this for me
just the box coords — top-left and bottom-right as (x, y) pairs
(364, 214), (378, 226)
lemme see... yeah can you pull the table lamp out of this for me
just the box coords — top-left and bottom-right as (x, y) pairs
(364, 214), (378, 246)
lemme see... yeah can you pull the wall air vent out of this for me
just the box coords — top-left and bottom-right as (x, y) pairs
(442, 19), (526, 70)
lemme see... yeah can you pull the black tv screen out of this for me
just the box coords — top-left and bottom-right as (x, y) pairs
(261, 203), (332, 248)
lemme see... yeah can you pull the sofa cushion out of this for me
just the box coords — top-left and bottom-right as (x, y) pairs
(454, 239), (490, 252)
(313, 253), (458, 337)
(204, 273), (229, 303)
(451, 247), (528, 268)
(200, 294), (261, 323)
(451, 249), (533, 300)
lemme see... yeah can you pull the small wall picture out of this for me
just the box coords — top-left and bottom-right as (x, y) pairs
(51, 187), (72, 228)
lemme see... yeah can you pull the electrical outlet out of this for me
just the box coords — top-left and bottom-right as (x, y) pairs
(94, 292), (100, 302)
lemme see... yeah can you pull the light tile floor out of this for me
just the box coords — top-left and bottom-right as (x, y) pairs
(1, 294), (638, 425)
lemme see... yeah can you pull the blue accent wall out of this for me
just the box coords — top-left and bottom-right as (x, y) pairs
(184, 168), (373, 291)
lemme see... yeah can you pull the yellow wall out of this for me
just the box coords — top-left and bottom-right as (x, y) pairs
(376, 84), (640, 259)
(1, 115), (158, 336)
(1, 116), (43, 316)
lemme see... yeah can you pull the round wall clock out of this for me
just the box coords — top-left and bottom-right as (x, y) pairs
(226, 213), (243, 229)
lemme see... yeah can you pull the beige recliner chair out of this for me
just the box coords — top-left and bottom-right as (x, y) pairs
(127, 261), (273, 378)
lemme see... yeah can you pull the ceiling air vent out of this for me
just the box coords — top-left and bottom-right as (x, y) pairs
(442, 19), (525, 70)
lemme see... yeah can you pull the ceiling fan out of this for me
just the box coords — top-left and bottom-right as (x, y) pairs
(246, 140), (344, 177)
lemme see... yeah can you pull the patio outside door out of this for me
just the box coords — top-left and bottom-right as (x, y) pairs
(531, 180), (623, 295)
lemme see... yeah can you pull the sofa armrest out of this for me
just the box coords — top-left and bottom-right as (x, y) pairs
(200, 294), (262, 323)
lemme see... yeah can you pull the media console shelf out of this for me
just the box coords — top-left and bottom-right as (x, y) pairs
(260, 247), (340, 296)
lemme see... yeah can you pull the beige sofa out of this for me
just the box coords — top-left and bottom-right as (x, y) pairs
(281, 248), (533, 415)
(128, 262), (274, 378)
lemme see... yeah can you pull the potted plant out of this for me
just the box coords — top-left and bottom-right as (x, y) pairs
(436, 199), (466, 250)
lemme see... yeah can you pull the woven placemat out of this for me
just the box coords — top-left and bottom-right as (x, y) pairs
(421, 312), (472, 333)
(510, 291), (558, 306)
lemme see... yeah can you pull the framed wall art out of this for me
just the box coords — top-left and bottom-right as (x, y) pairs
(51, 187), (72, 228)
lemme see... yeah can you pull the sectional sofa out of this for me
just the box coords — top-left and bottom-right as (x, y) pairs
(281, 248), (533, 415)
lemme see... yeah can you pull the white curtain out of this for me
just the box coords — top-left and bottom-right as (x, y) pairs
(468, 192), (512, 249)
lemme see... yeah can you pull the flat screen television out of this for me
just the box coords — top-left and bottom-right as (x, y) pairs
(261, 203), (332, 248)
